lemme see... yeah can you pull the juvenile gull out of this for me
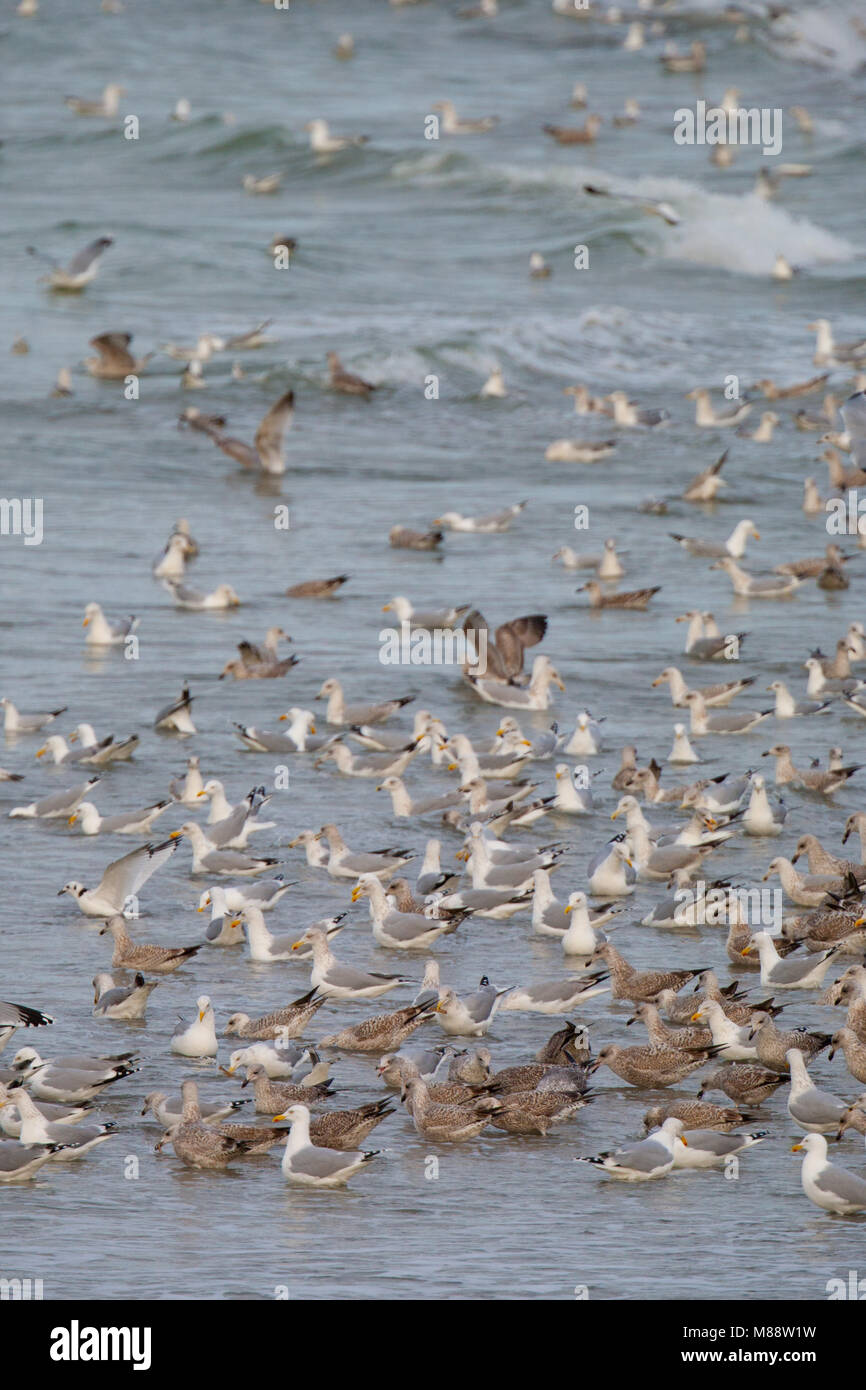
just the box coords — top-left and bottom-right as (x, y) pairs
(274, 1100), (394, 1151)
(85, 333), (152, 380)
(241, 1066), (333, 1114)
(193, 390), (295, 475)
(588, 1043), (714, 1088)
(157, 1082), (254, 1169)
(401, 1078), (499, 1142)
(318, 1002), (433, 1052)
(698, 1063), (785, 1107)
(643, 1100), (756, 1134)
(224, 990), (326, 1040)
(328, 352), (377, 397)
(100, 916), (201, 974)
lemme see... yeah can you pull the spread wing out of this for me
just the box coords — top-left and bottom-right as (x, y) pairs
(89, 333), (134, 369)
(494, 614), (547, 677)
(254, 390), (295, 469)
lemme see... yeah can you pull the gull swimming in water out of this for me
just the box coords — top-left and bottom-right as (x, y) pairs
(682, 450), (727, 502)
(92, 972), (157, 1019)
(1, 697), (67, 733)
(432, 501), (526, 533)
(292, 924), (410, 999)
(792, 1133), (866, 1214)
(582, 182), (679, 226)
(65, 83), (125, 117)
(711, 557), (799, 599)
(305, 118), (369, 153)
(100, 915), (202, 973)
(328, 351), (377, 397)
(58, 838), (179, 917)
(171, 996), (218, 1057)
(686, 389), (752, 428)
(85, 332), (152, 379)
(82, 602), (138, 646)
(669, 519), (759, 560)
(69, 799), (171, 836)
(432, 100), (497, 134)
(190, 390), (295, 475)
(164, 580), (240, 610)
(576, 1117), (685, 1181)
(279, 1103), (378, 1186)
(27, 236), (113, 291)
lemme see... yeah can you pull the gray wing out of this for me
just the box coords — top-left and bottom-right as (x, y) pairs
(254, 390), (294, 469)
(65, 238), (110, 276)
(790, 1090), (846, 1125)
(290, 1141), (363, 1179)
(611, 1136), (669, 1172)
(815, 1161), (866, 1204)
(770, 956), (824, 984)
(324, 963), (398, 991)
(681, 1129), (741, 1156)
(462, 987), (498, 1022)
(0, 1000), (54, 1028)
(35, 782), (94, 816)
(840, 392), (866, 467)
(98, 838), (178, 900)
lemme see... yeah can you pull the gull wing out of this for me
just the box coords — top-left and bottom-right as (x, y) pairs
(254, 390), (295, 471)
(96, 838), (179, 903)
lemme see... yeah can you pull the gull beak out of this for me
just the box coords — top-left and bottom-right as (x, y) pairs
(563, 904), (573, 915)
(555, 771), (563, 780)
(224, 1066), (236, 1076)
(36, 747), (45, 758)
(610, 810), (620, 820)
(447, 763), (458, 772)
(496, 728), (505, 736)
(310, 725), (315, 734)
(350, 885), (362, 902)
(278, 713), (287, 721)
(196, 789), (207, 798)
(272, 1113), (286, 1123)
(651, 677), (662, 687)
(740, 947), (752, 957)
(382, 604), (392, 612)
(555, 677), (566, 692)
(792, 1143), (803, 1152)
(690, 1012), (702, 1023)
(169, 830), (184, 840)
(199, 1011), (206, 1022)
(82, 618), (90, 627)
(680, 1137), (688, 1148)
(68, 814), (77, 826)
(624, 857), (633, 868)
(291, 941), (303, 951)
(752, 529), (761, 539)
(229, 919), (242, 929)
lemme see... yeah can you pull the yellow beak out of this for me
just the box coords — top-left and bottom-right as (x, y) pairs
(229, 919), (242, 929)
(36, 747), (45, 758)
(169, 830), (183, 839)
(563, 904), (573, 915)
(199, 1011), (206, 1022)
(272, 1113), (286, 1123)
(690, 1012), (701, 1023)
(291, 941), (302, 951)
(382, 604), (392, 612)
(82, 618), (90, 627)
(68, 814), (77, 825)
(792, 1143), (803, 1152)
(196, 789), (207, 798)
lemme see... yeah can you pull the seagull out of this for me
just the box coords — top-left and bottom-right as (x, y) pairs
(57, 838), (179, 917)
(305, 119), (368, 153)
(792, 1133), (866, 1214)
(27, 236), (113, 291)
(582, 183), (680, 227)
(189, 390), (295, 475)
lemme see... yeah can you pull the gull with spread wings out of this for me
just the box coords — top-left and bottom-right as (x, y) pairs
(461, 609), (548, 681)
